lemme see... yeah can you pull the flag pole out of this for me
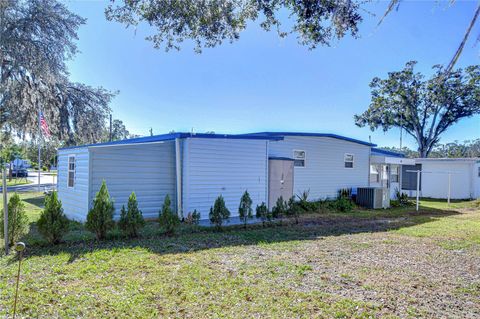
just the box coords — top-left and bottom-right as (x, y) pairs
(38, 104), (41, 192)
(2, 167), (8, 255)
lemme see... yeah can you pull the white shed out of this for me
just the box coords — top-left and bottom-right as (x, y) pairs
(58, 131), (377, 223)
(414, 158), (480, 199)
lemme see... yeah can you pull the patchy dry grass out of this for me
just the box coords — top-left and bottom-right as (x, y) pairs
(0, 194), (479, 318)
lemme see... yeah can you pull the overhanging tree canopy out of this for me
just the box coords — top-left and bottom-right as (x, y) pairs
(355, 61), (480, 157)
(0, 0), (115, 145)
(105, 0), (363, 52)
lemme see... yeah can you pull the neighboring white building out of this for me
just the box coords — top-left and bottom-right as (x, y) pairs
(57, 132), (376, 222)
(369, 151), (480, 200)
(413, 158), (480, 199)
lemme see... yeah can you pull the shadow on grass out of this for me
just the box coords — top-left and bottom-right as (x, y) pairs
(9, 205), (461, 264)
(22, 195), (45, 209)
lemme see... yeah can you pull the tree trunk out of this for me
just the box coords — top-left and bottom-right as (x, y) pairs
(418, 148), (428, 158)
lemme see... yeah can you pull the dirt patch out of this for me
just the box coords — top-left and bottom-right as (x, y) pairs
(218, 217), (480, 318)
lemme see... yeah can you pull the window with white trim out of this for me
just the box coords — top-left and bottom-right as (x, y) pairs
(293, 150), (306, 167)
(344, 153), (354, 168)
(68, 156), (75, 188)
(391, 166), (400, 183)
(370, 165), (380, 183)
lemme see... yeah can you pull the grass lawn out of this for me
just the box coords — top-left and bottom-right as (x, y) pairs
(4, 178), (32, 187)
(1, 194), (479, 318)
(0, 192), (44, 221)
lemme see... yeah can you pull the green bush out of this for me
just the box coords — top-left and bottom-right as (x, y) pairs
(185, 209), (201, 225)
(255, 202), (271, 227)
(338, 188), (352, 199)
(330, 197), (354, 212)
(118, 192), (145, 238)
(286, 196), (302, 224)
(238, 190), (253, 228)
(271, 196), (288, 219)
(295, 190), (320, 213)
(390, 199), (401, 207)
(86, 181), (115, 240)
(209, 195), (230, 228)
(158, 194), (180, 234)
(0, 193), (29, 247)
(395, 188), (413, 206)
(37, 191), (69, 244)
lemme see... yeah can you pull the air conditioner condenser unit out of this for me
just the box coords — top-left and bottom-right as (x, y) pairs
(356, 187), (390, 209)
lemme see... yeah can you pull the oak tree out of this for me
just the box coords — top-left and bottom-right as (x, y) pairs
(355, 61), (480, 157)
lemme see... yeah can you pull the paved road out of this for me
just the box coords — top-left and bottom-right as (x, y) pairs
(0, 171), (57, 192)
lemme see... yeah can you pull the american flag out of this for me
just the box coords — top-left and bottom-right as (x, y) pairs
(40, 112), (51, 137)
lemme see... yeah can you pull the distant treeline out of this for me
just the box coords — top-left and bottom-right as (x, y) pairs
(381, 139), (480, 158)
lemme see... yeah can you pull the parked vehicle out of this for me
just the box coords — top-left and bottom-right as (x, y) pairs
(9, 167), (29, 178)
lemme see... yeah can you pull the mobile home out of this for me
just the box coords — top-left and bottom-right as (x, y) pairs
(57, 132), (377, 222)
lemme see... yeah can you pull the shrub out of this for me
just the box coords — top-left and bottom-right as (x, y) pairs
(338, 188), (352, 199)
(209, 195), (230, 228)
(86, 180), (115, 240)
(330, 197), (354, 212)
(0, 193), (29, 247)
(238, 190), (253, 228)
(158, 194), (180, 234)
(255, 202), (271, 227)
(395, 188), (413, 206)
(271, 196), (288, 219)
(118, 192), (145, 238)
(295, 189), (319, 213)
(390, 199), (401, 208)
(286, 196), (302, 224)
(37, 191), (69, 244)
(185, 209), (201, 225)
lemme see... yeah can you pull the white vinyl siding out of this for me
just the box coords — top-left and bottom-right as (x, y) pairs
(58, 148), (90, 221)
(416, 160), (477, 199)
(182, 138), (268, 220)
(89, 142), (176, 219)
(268, 136), (370, 199)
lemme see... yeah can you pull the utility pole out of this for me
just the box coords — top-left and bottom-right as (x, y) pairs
(109, 114), (112, 142)
(399, 112), (403, 150)
(2, 167), (8, 255)
(37, 103), (41, 192)
(399, 126), (403, 150)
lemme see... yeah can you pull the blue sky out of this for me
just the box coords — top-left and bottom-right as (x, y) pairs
(66, 0), (480, 149)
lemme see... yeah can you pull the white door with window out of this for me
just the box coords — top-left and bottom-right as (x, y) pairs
(389, 165), (400, 199)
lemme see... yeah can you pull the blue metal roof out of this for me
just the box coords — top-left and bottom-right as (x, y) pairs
(243, 132), (376, 147)
(371, 148), (405, 158)
(58, 132), (283, 150)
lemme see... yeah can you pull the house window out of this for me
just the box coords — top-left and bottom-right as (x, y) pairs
(344, 153), (354, 168)
(391, 166), (399, 183)
(293, 150), (306, 167)
(68, 156), (75, 188)
(370, 165), (380, 183)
